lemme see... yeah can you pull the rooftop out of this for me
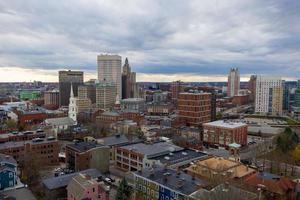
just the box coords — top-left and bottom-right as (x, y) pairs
(98, 134), (141, 147)
(0, 153), (17, 165)
(43, 168), (102, 190)
(120, 141), (183, 158)
(0, 138), (57, 150)
(45, 117), (76, 126)
(67, 142), (107, 153)
(149, 149), (207, 166)
(134, 168), (206, 196)
(204, 120), (247, 129)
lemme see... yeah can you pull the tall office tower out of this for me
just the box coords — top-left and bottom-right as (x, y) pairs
(121, 58), (138, 99)
(95, 81), (117, 110)
(248, 75), (257, 102)
(178, 92), (212, 127)
(294, 80), (300, 108)
(78, 84), (96, 104)
(97, 54), (122, 100)
(255, 76), (283, 115)
(227, 68), (240, 97)
(59, 70), (83, 107)
(282, 80), (290, 111)
(171, 80), (184, 100)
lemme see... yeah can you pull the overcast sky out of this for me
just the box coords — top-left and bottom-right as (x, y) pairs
(0, 0), (299, 82)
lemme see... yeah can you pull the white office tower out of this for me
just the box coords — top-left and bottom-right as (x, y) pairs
(97, 54), (122, 100)
(255, 76), (283, 115)
(68, 83), (78, 123)
(227, 68), (240, 97)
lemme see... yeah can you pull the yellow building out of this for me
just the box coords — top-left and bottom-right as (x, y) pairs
(272, 86), (283, 116)
(186, 157), (255, 183)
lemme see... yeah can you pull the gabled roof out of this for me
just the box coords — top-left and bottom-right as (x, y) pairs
(43, 169), (102, 190)
(45, 117), (76, 126)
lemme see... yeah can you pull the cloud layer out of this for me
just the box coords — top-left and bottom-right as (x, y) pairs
(0, 0), (300, 81)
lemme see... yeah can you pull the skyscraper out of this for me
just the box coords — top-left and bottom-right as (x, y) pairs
(227, 68), (240, 97)
(59, 70), (84, 107)
(255, 76), (283, 115)
(121, 58), (137, 99)
(248, 75), (257, 102)
(171, 80), (185, 100)
(97, 54), (122, 100)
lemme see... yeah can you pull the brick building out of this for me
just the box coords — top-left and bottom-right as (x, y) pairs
(203, 120), (248, 147)
(0, 130), (45, 143)
(178, 92), (211, 127)
(0, 137), (59, 164)
(65, 142), (110, 173)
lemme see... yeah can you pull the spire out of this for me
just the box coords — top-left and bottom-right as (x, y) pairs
(70, 82), (74, 98)
(125, 57), (129, 65)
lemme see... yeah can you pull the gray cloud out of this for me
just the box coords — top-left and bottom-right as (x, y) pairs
(0, 0), (300, 80)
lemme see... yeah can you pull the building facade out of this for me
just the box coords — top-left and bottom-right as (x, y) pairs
(255, 76), (283, 115)
(227, 68), (240, 97)
(67, 173), (109, 200)
(65, 142), (110, 173)
(203, 120), (248, 147)
(44, 90), (59, 108)
(97, 54), (122, 100)
(122, 58), (138, 99)
(0, 154), (17, 190)
(171, 80), (184, 101)
(59, 70), (84, 107)
(95, 82), (117, 110)
(178, 92), (212, 127)
(121, 98), (145, 112)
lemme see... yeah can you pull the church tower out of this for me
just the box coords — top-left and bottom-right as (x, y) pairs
(68, 83), (77, 123)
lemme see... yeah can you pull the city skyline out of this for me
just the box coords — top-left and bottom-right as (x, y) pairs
(0, 0), (300, 82)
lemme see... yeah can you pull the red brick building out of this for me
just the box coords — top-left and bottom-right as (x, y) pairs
(17, 110), (47, 126)
(178, 92), (212, 127)
(232, 95), (249, 106)
(0, 137), (59, 164)
(203, 120), (248, 147)
(0, 130), (45, 143)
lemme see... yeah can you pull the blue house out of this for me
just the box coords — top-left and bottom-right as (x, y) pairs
(0, 154), (17, 190)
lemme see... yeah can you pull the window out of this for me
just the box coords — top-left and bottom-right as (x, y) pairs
(93, 187), (95, 192)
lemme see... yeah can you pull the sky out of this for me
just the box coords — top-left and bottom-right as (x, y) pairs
(0, 0), (299, 82)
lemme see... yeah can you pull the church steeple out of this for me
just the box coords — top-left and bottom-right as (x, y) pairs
(70, 82), (74, 98)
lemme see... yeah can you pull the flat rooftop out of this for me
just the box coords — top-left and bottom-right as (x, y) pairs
(99, 135), (141, 147)
(204, 120), (247, 129)
(67, 142), (106, 152)
(149, 149), (207, 166)
(134, 168), (206, 195)
(120, 141), (183, 158)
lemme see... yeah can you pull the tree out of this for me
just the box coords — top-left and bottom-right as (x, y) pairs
(292, 146), (300, 162)
(116, 178), (131, 200)
(19, 152), (41, 186)
(5, 119), (18, 131)
(276, 127), (299, 153)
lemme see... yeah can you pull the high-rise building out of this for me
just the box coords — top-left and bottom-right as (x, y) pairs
(227, 68), (240, 97)
(95, 81), (117, 110)
(178, 92), (212, 127)
(97, 54), (122, 100)
(44, 89), (59, 108)
(59, 70), (83, 107)
(171, 80), (184, 100)
(78, 84), (96, 104)
(248, 75), (257, 102)
(255, 76), (283, 115)
(122, 58), (138, 99)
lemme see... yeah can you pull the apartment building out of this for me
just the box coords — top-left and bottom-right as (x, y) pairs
(0, 137), (59, 164)
(203, 120), (248, 147)
(178, 92), (211, 127)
